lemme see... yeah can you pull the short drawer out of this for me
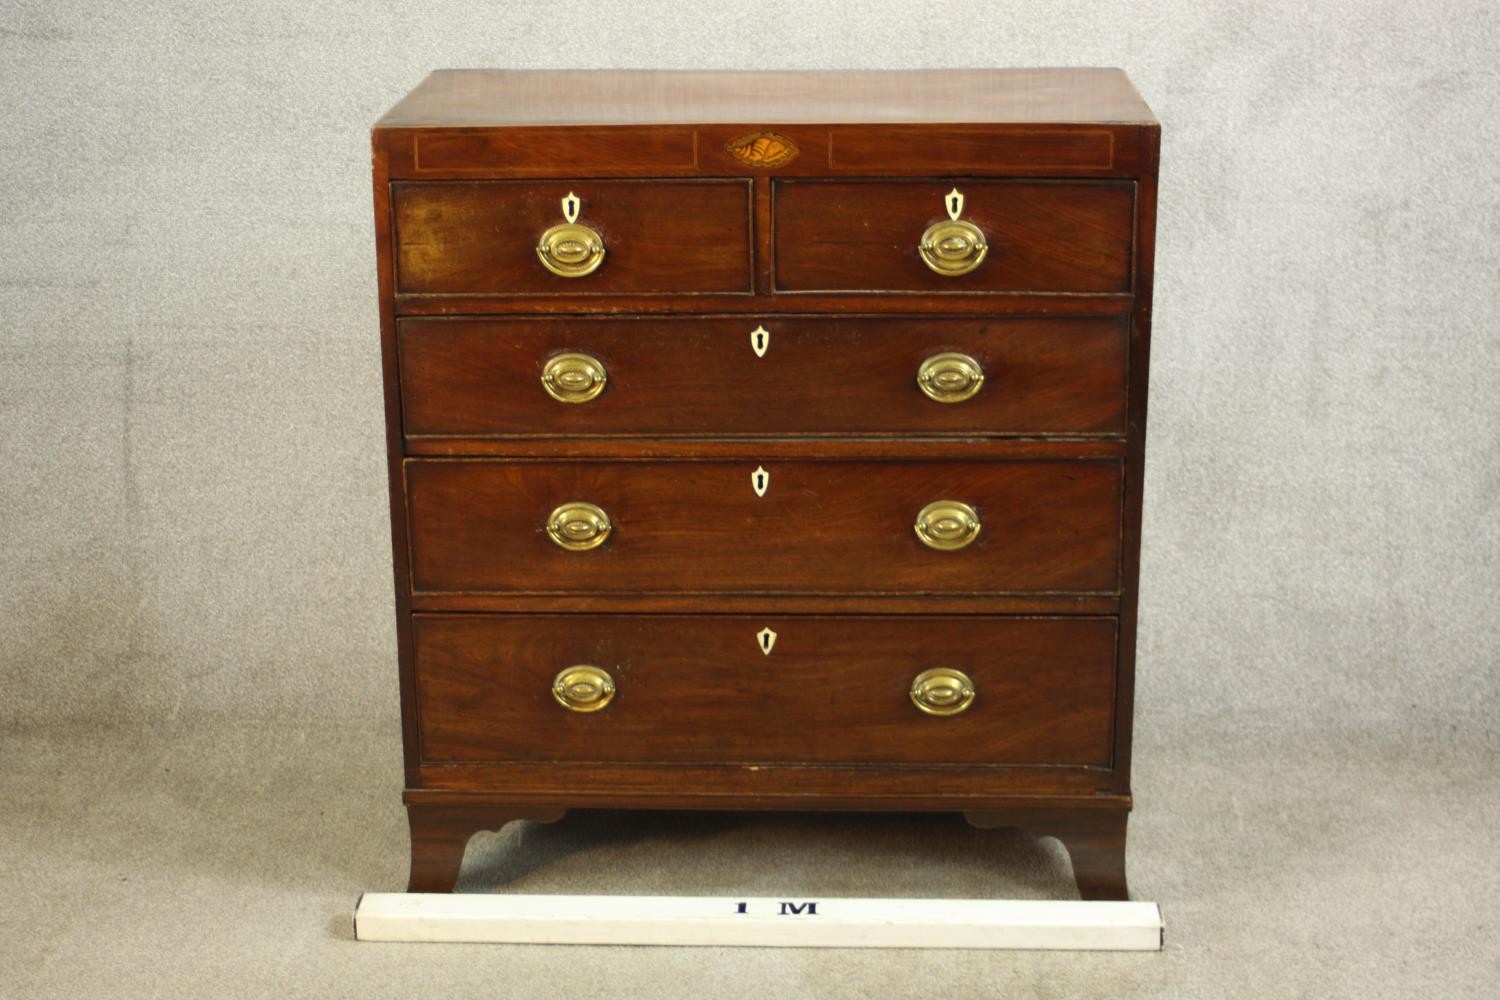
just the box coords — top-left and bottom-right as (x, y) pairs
(392, 179), (753, 295)
(405, 458), (1121, 595)
(414, 613), (1117, 766)
(773, 179), (1133, 293)
(399, 315), (1127, 439)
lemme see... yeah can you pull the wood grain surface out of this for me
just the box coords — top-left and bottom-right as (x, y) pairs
(375, 68), (1157, 127)
(398, 315), (1128, 440)
(413, 613), (1117, 766)
(393, 179), (752, 295)
(404, 458), (1123, 595)
(773, 179), (1134, 294)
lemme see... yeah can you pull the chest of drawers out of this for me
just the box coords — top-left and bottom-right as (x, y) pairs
(370, 69), (1159, 899)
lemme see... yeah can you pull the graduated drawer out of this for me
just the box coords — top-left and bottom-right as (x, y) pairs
(773, 179), (1133, 293)
(405, 458), (1121, 595)
(392, 179), (753, 295)
(399, 315), (1127, 439)
(414, 613), (1117, 766)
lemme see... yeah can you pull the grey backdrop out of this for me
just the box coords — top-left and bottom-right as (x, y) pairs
(3, 2), (1497, 997)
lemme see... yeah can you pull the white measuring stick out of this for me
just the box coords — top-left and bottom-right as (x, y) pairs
(354, 893), (1163, 950)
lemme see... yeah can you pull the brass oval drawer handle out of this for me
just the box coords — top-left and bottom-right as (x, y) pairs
(917, 352), (985, 403)
(546, 502), (612, 551)
(919, 220), (987, 275)
(536, 192), (605, 278)
(914, 500), (981, 551)
(910, 667), (976, 716)
(537, 222), (605, 277)
(918, 187), (988, 277)
(553, 665), (615, 712)
(541, 352), (607, 403)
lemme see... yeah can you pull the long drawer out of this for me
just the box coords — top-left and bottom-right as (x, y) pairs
(405, 458), (1122, 595)
(398, 315), (1128, 439)
(414, 613), (1117, 766)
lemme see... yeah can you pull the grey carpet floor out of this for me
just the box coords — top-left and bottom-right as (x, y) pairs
(3, 720), (1496, 998)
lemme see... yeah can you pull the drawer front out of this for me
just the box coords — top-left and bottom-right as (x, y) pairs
(406, 458), (1121, 595)
(393, 179), (753, 295)
(399, 315), (1127, 439)
(773, 179), (1133, 293)
(414, 614), (1117, 766)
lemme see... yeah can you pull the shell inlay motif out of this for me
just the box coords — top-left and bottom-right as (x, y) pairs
(726, 131), (799, 168)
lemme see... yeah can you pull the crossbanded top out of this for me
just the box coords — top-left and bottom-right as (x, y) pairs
(375, 68), (1157, 128)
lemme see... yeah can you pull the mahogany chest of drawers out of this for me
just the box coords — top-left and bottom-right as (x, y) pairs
(370, 69), (1160, 899)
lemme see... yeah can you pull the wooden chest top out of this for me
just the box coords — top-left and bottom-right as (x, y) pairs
(375, 68), (1157, 126)
(373, 69), (1158, 182)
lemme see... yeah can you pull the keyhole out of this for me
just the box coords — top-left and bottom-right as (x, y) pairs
(752, 465), (770, 497)
(761, 633), (771, 652)
(945, 187), (965, 220)
(750, 325), (770, 358)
